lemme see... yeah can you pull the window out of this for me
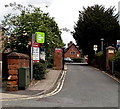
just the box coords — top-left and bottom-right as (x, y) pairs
(70, 51), (75, 55)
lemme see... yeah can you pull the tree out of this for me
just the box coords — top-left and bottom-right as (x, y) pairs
(73, 5), (120, 56)
(1, 3), (64, 63)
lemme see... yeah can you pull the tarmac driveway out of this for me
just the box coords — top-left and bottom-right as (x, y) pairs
(2, 64), (119, 108)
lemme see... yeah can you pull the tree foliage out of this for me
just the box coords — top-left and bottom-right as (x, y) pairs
(73, 5), (120, 55)
(2, 3), (64, 62)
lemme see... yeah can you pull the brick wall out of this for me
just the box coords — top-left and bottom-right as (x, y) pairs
(53, 48), (63, 70)
(7, 52), (30, 91)
(106, 46), (116, 71)
(64, 44), (81, 58)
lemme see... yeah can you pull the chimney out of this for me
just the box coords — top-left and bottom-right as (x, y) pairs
(68, 41), (73, 47)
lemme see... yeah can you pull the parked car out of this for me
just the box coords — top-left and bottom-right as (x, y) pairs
(64, 57), (73, 63)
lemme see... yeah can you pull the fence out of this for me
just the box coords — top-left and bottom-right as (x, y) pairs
(109, 60), (120, 79)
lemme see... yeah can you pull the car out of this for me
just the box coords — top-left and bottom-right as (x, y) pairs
(64, 57), (73, 63)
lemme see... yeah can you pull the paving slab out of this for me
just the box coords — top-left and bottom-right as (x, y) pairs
(1, 69), (62, 99)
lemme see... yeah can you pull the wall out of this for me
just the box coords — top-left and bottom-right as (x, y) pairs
(7, 52), (30, 91)
(53, 48), (63, 70)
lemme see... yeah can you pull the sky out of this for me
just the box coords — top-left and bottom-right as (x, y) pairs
(0, 0), (120, 47)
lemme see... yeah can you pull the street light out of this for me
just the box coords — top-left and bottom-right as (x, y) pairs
(93, 45), (98, 54)
(101, 38), (104, 51)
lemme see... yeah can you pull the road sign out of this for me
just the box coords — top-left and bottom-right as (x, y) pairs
(40, 48), (45, 61)
(117, 40), (120, 48)
(33, 42), (40, 47)
(33, 42), (40, 63)
(33, 47), (40, 62)
(35, 32), (45, 43)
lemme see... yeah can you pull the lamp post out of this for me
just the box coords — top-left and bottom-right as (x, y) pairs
(101, 38), (104, 51)
(93, 45), (98, 54)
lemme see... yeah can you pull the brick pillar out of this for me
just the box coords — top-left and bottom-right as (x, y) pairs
(54, 48), (63, 70)
(7, 52), (29, 91)
(106, 46), (116, 71)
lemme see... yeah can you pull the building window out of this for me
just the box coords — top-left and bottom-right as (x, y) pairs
(70, 51), (75, 55)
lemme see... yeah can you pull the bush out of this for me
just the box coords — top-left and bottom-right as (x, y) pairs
(47, 62), (53, 68)
(96, 51), (103, 57)
(113, 51), (120, 61)
(46, 58), (53, 68)
(95, 51), (106, 70)
(33, 60), (47, 80)
(111, 51), (120, 72)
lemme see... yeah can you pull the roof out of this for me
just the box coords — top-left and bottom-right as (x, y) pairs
(64, 43), (80, 53)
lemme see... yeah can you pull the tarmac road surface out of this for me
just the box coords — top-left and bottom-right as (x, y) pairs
(2, 64), (119, 108)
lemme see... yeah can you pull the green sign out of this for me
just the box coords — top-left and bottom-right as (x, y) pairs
(35, 32), (45, 43)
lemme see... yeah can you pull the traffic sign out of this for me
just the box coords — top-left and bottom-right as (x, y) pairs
(35, 32), (45, 43)
(117, 40), (120, 48)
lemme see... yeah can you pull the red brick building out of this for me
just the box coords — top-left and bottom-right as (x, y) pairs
(64, 41), (81, 59)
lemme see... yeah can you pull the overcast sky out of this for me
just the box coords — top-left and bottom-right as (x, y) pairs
(0, 0), (120, 46)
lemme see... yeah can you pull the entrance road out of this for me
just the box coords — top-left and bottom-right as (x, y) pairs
(2, 64), (119, 107)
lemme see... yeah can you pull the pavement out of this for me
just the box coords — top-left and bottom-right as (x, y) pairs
(1, 65), (67, 100)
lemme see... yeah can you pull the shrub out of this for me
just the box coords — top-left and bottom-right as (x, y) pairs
(47, 62), (53, 68)
(33, 60), (47, 80)
(111, 51), (120, 72)
(96, 51), (103, 57)
(95, 51), (106, 70)
(46, 58), (53, 68)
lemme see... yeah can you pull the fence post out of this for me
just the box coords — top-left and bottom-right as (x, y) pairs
(112, 60), (114, 74)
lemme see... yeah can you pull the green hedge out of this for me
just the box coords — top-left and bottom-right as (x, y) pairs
(110, 51), (120, 72)
(95, 51), (106, 70)
(33, 60), (47, 80)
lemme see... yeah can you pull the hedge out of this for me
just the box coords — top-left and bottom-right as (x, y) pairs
(33, 60), (47, 80)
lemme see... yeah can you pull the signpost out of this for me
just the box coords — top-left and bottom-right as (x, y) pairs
(31, 34), (35, 81)
(31, 32), (45, 81)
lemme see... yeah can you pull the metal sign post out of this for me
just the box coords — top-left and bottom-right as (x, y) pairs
(31, 34), (35, 81)
(31, 32), (45, 81)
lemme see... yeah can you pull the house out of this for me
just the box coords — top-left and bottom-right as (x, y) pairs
(64, 41), (81, 59)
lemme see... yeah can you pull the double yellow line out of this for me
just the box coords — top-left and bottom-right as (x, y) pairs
(1, 71), (67, 101)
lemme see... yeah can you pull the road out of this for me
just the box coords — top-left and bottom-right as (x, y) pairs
(2, 64), (119, 108)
